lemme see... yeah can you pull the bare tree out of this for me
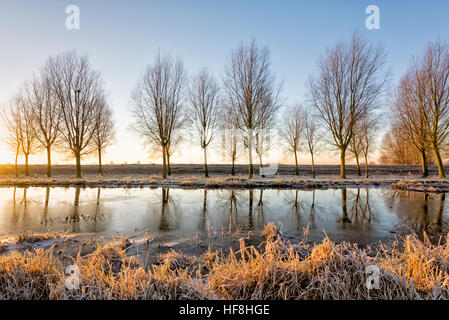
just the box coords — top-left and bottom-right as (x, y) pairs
(279, 104), (304, 175)
(221, 105), (241, 176)
(16, 93), (38, 176)
(42, 51), (107, 178)
(2, 98), (23, 177)
(224, 39), (281, 178)
(187, 69), (220, 177)
(379, 123), (429, 165)
(359, 116), (379, 178)
(303, 111), (321, 178)
(349, 125), (364, 176)
(23, 76), (61, 177)
(92, 98), (115, 176)
(415, 42), (449, 178)
(131, 53), (186, 179)
(308, 32), (388, 178)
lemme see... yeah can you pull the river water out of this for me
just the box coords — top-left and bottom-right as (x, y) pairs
(0, 187), (446, 245)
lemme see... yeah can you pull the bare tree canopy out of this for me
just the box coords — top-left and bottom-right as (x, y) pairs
(223, 38), (281, 178)
(42, 51), (107, 178)
(131, 52), (186, 178)
(308, 32), (388, 178)
(187, 69), (220, 177)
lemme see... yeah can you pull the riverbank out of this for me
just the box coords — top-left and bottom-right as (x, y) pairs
(0, 163), (443, 177)
(0, 175), (448, 192)
(1, 224), (449, 300)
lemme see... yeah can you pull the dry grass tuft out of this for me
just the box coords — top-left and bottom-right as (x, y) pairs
(16, 231), (67, 244)
(0, 249), (61, 299)
(155, 250), (197, 271)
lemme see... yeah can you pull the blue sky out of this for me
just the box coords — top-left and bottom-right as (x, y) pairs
(0, 0), (448, 165)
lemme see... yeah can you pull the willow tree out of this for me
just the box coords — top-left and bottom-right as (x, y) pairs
(416, 42), (449, 179)
(279, 104), (304, 176)
(221, 104), (241, 176)
(16, 93), (38, 176)
(224, 39), (281, 178)
(308, 32), (388, 178)
(187, 69), (220, 178)
(391, 73), (430, 177)
(92, 98), (115, 176)
(2, 98), (23, 177)
(131, 53), (186, 179)
(43, 51), (107, 178)
(303, 111), (321, 178)
(24, 76), (61, 177)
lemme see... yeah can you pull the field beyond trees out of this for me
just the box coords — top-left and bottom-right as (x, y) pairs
(0, 163), (446, 178)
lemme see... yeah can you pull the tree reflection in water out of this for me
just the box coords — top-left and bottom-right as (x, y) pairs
(383, 190), (446, 232)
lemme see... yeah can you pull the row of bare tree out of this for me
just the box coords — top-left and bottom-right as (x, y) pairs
(3, 33), (449, 180)
(2, 51), (115, 178)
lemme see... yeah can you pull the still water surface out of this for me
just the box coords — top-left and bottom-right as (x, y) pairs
(0, 187), (446, 245)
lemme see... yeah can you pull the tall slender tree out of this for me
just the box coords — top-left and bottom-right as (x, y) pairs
(308, 32), (388, 178)
(16, 93), (38, 176)
(43, 51), (107, 178)
(131, 53), (186, 179)
(92, 97), (115, 176)
(279, 104), (304, 176)
(303, 111), (321, 178)
(224, 39), (281, 178)
(23, 76), (61, 177)
(187, 69), (220, 178)
(2, 97), (23, 177)
(416, 42), (449, 178)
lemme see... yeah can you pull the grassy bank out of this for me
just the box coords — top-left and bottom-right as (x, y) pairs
(0, 175), (448, 192)
(0, 163), (442, 178)
(1, 224), (449, 300)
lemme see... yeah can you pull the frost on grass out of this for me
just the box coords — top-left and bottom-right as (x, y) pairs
(2, 224), (449, 299)
(2, 175), (448, 192)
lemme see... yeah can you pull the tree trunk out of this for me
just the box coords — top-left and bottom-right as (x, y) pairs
(98, 148), (103, 176)
(248, 129), (254, 178)
(167, 152), (171, 176)
(162, 145), (167, 179)
(231, 158), (235, 176)
(203, 147), (208, 178)
(46, 146), (52, 177)
(25, 154), (29, 177)
(294, 151), (299, 175)
(364, 153), (369, 178)
(311, 152), (316, 178)
(75, 152), (82, 178)
(258, 153), (264, 177)
(432, 145), (446, 179)
(420, 149), (428, 178)
(340, 148), (347, 179)
(14, 145), (19, 178)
